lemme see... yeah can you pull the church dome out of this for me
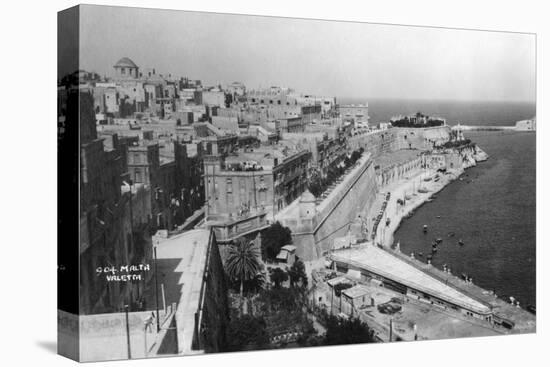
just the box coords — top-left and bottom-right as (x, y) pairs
(114, 57), (138, 68)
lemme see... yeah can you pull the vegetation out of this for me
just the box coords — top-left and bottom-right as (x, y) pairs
(307, 169), (325, 198)
(391, 112), (445, 128)
(441, 139), (472, 149)
(269, 267), (289, 288)
(288, 259), (308, 288)
(223, 279), (375, 351)
(228, 272), (266, 296)
(261, 222), (292, 260)
(225, 286), (316, 351)
(308, 148), (364, 198)
(224, 314), (270, 352)
(225, 238), (262, 298)
(257, 287), (303, 313)
(324, 315), (375, 345)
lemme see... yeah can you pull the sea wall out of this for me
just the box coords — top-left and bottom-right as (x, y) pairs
(279, 154), (378, 260)
(313, 159), (378, 257)
(347, 126), (451, 158)
(281, 126), (453, 261)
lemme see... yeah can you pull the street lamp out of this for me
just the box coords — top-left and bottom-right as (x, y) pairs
(154, 245), (161, 332)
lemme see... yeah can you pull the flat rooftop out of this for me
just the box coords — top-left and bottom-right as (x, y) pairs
(155, 229), (211, 354)
(342, 284), (371, 299)
(331, 244), (491, 314)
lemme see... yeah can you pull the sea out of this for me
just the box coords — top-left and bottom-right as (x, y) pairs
(341, 98), (537, 307)
(339, 97), (535, 127)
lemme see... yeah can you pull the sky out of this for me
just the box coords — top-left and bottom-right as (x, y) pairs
(78, 5), (536, 103)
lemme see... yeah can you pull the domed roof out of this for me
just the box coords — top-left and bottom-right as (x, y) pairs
(299, 190), (316, 203)
(114, 57), (138, 68)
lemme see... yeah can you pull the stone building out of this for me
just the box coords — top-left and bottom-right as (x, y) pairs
(127, 142), (160, 187)
(114, 57), (140, 80)
(78, 90), (153, 314)
(203, 140), (311, 242)
(339, 103), (369, 126)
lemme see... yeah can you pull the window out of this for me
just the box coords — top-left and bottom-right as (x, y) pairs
(226, 178), (233, 193)
(134, 168), (142, 182)
(121, 67), (126, 74)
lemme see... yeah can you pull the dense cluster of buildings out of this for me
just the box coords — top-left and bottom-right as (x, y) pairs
(58, 56), (535, 360)
(58, 57), (377, 316)
(58, 55), (378, 358)
(66, 58), (378, 247)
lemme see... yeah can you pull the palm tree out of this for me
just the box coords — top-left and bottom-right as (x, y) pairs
(226, 238), (262, 301)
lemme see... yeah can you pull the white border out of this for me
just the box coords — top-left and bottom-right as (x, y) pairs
(0, 1), (546, 366)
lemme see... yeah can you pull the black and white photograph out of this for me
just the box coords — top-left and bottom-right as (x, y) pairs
(3, 1), (547, 366)
(55, 3), (539, 362)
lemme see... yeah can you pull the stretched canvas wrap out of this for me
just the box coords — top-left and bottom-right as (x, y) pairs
(58, 4), (536, 362)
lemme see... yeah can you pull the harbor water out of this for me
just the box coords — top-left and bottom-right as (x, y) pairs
(393, 130), (536, 307)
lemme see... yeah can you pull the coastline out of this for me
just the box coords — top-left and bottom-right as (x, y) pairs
(354, 146), (536, 333)
(368, 146), (489, 250)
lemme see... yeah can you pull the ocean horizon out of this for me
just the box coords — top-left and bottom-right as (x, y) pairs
(338, 97), (536, 126)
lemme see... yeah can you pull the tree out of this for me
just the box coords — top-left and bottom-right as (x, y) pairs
(324, 315), (374, 346)
(308, 175), (325, 198)
(261, 222), (292, 260)
(269, 267), (288, 288)
(307, 168), (326, 198)
(224, 314), (270, 352)
(225, 238), (262, 299)
(247, 273), (266, 293)
(258, 287), (302, 313)
(288, 259), (308, 288)
(350, 149), (362, 163)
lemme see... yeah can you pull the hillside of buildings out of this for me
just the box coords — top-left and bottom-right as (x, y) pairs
(58, 57), (533, 361)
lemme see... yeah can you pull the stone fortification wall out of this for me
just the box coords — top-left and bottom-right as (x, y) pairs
(312, 159), (378, 258)
(281, 154), (378, 260)
(394, 126), (451, 150)
(282, 127), (452, 261)
(348, 126), (451, 158)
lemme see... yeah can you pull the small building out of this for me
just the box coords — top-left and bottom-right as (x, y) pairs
(341, 284), (372, 316)
(276, 245), (297, 265)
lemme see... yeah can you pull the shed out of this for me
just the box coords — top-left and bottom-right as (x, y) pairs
(276, 245), (297, 265)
